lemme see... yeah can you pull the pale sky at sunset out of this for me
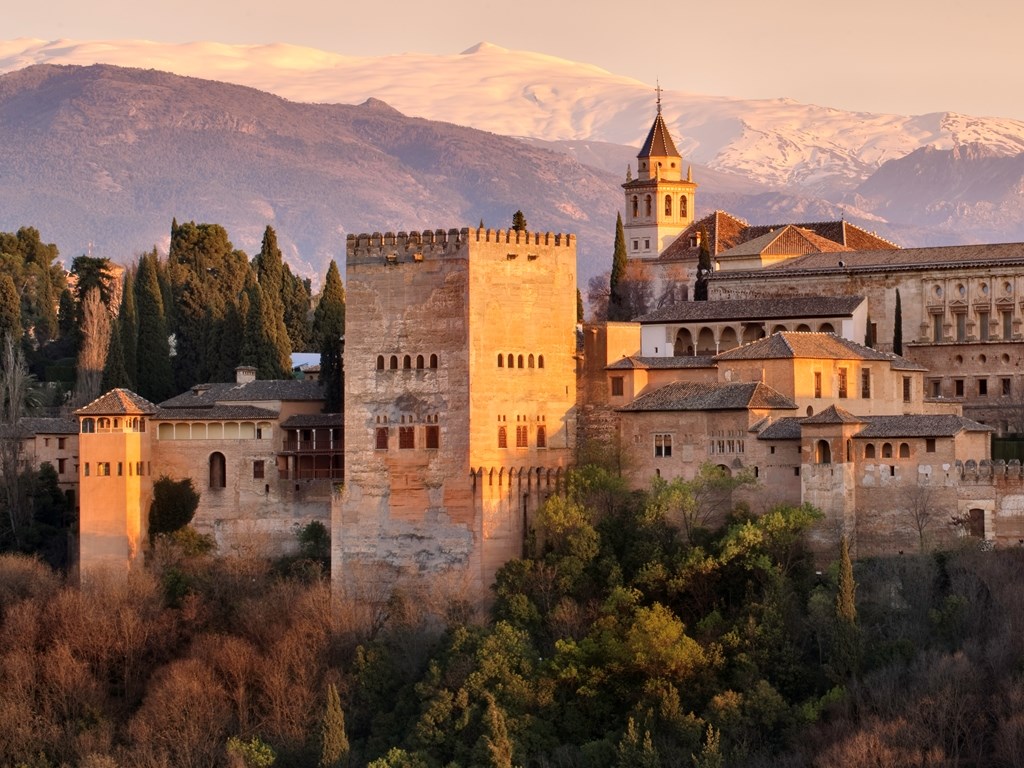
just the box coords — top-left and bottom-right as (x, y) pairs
(8, 0), (1024, 119)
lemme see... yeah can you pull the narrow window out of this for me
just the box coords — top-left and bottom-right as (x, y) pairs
(926, 438), (936, 453)
(978, 379), (988, 396)
(58, 458), (66, 474)
(253, 460), (265, 479)
(654, 433), (672, 458)
(611, 376), (624, 397)
(956, 313), (966, 341)
(664, 194), (672, 216)
(399, 426), (415, 449)
(632, 196), (638, 217)
(979, 312), (990, 341)
(497, 354), (504, 368)
(209, 452), (226, 488)
(375, 427), (389, 450)
(538, 355), (544, 369)
(498, 426), (508, 449)
(861, 369), (871, 398)
(507, 354), (514, 368)
(838, 368), (848, 399)
(516, 425), (528, 448)
(632, 240), (639, 251)
(537, 425), (546, 449)
(644, 195), (652, 216)
(82, 418), (95, 434)
(1003, 310), (1013, 340)
(416, 355), (425, 369)
(899, 443), (910, 458)
(955, 379), (964, 397)
(903, 377), (912, 403)
(680, 196), (687, 217)
(389, 355), (398, 370)
(403, 355), (412, 369)
(882, 443), (893, 459)
(644, 238), (650, 250)
(1003, 378), (1012, 396)
(814, 372), (822, 398)
(931, 380), (942, 397)
(58, 438), (66, 450)
(426, 425), (439, 449)
(117, 462), (123, 476)
(376, 355), (385, 370)
(528, 354), (535, 368)
(429, 354), (438, 369)
(816, 440), (831, 465)
(865, 443), (876, 459)
(933, 313), (942, 343)
(84, 463), (90, 477)
(517, 355), (524, 369)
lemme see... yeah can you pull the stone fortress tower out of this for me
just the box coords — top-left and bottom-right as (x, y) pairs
(622, 92), (697, 258)
(335, 227), (578, 599)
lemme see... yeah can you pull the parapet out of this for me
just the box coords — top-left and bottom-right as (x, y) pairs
(347, 226), (576, 266)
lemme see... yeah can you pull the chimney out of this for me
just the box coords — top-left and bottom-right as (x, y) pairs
(235, 366), (257, 384)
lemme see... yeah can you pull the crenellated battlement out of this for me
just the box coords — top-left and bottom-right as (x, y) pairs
(346, 227), (576, 264)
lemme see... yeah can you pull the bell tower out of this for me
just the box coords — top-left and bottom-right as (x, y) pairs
(623, 91), (696, 256)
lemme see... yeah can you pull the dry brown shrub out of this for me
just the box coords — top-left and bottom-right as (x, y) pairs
(192, 632), (261, 734)
(0, 553), (61, 619)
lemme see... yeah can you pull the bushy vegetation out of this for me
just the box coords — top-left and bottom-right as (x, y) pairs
(1, 466), (1021, 766)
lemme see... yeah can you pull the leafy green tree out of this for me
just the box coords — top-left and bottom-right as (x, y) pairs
(511, 210), (527, 232)
(57, 287), (76, 341)
(0, 273), (23, 343)
(71, 255), (115, 307)
(134, 251), (175, 402)
(320, 683), (350, 768)
(478, 694), (513, 768)
(893, 289), (903, 354)
(692, 724), (724, 768)
(149, 476), (200, 539)
(616, 717), (660, 768)
(608, 213), (629, 320)
(576, 288), (584, 323)
(226, 735), (276, 767)
(313, 261), (345, 413)
(694, 226), (712, 301)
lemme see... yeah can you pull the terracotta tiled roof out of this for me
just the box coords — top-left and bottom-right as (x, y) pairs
(17, 417), (78, 435)
(857, 415), (993, 438)
(606, 355), (717, 370)
(756, 417), (805, 440)
(280, 414), (343, 428)
(716, 225), (852, 259)
(714, 332), (926, 370)
(660, 211), (749, 261)
(619, 381), (797, 412)
(153, 406), (279, 421)
(160, 379), (325, 408)
(802, 405), (864, 425)
(75, 389), (159, 416)
(638, 112), (681, 159)
(635, 296), (864, 324)
(743, 220), (898, 251)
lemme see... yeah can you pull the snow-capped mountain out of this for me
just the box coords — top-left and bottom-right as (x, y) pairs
(4, 38), (1024, 194)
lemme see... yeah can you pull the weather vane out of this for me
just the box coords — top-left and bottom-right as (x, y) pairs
(656, 79), (662, 114)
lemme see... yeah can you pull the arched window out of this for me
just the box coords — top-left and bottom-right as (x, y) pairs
(389, 355), (398, 370)
(403, 355), (412, 369)
(538, 355), (544, 369)
(680, 196), (687, 217)
(537, 425), (547, 448)
(664, 194), (672, 216)
(882, 443), (893, 458)
(528, 354), (535, 368)
(816, 440), (832, 464)
(416, 355), (425, 369)
(517, 355), (524, 369)
(644, 195), (652, 216)
(209, 452), (226, 489)
(498, 426), (508, 449)
(376, 355), (385, 370)
(899, 442), (910, 458)
(632, 196), (639, 217)
(865, 443), (876, 459)
(81, 418), (95, 433)
(497, 354), (504, 368)
(507, 354), (514, 368)
(429, 354), (438, 369)
(98, 418), (110, 430)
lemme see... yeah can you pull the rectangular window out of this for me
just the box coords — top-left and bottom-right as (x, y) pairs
(861, 369), (871, 399)
(979, 312), (990, 341)
(98, 462), (110, 477)
(426, 425), (440, 449)
(58, 437), (66, 449)
(1003, 378), (1012, 397)
(253, 460), (265, 479)
(632, 240), (639, 251)
(117, 462), (123, 476)
(399, 426), (415, 449)
(814, 371), (822, 398)
(956, 313), (966, 341)
(931, 379), (942, 398)
(955, 379), (964, 397)
(770, 446), (776, 455)
(794, 467), (800, 477)
(1004, 310), (1013, 340)
(903, 377), (912, 403)
(838, 368), (848, 399)
(654, 433), (672, 458)
(926, 438), (936, 453)
(933, 313), (943, 343)
(58, 458), (66, 474)
(644, 238), (650, 249)
(375, 427), (389, 450)
(610, 376), (624, 397)
(137, 461), (144, 476)
(83, 463), (90, 477)
(516, 425), (528, 448)
(978, 379), (988, 397)
(536, 426), (547, 449)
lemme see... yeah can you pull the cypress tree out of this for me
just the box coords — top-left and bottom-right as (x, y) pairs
(313, 261), (345, 413)
(893, 289), (903, 355)
(134, 251), (174, 402)
(694, 226), (712, 301)
(240, 283), (290, 379)
(118, 266), (138, 387)
(576, 288), (584, 323)
(511, 210), (527, 232)
(608, 213), (628, 321)
(0, 273), (22, 344)
(319, 683), (350, 768)
(832, 536), (860, 679)
(101, 317), (130, 391)
(57, 288), (76, 341)
(282, 265), (313, 352)
(253, 225), (293, 368)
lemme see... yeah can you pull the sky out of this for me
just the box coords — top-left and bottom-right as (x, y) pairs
(7, 0), (1024, 119)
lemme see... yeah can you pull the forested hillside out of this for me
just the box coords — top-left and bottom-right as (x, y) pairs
(1, 464), (1021, 767)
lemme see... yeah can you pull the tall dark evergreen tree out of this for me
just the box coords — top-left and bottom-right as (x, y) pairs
(253, 226), (293, 372)
(282, 265), (313, 352)
(511, 210), (527, 232)
(101, 318), (130, 391)
(893, 289), (903, 355)
(118, 266), (138, 387)
(313, 261), (345, 413)
(0, 274), (22, 344)
(608, 213), (629, 321)
(694, 226), (712, 301)
(134, 251), (174, 402)
(240, 282), (290, 380)
(576, 288), (584, 324)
